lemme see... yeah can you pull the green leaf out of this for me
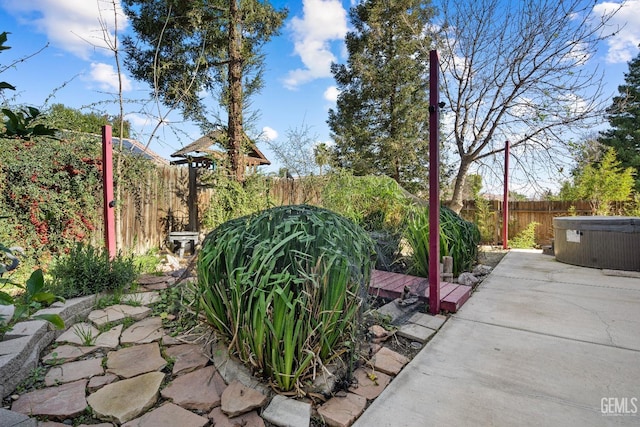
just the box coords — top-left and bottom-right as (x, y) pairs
(0, 82), (15, 91)
(31, 313), (65, 330)
(0, 290), (14, 305)
(26, 269), (45, 296)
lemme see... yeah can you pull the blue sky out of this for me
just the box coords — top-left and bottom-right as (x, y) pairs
(1, 0), (639, 183)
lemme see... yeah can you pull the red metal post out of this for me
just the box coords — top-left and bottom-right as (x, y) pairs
(429, 50), (441, 315)
(102, 126), (116, 259)
(502, 140), (510, 250)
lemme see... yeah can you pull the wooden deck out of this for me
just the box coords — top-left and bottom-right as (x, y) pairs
(369, 269), (472, 313)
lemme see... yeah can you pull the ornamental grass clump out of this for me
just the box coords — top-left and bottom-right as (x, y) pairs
(405, 206), (481, 277)
(197, 205), (376, 392)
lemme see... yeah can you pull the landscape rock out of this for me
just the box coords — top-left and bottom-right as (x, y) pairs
(220, 380), (268, 417)
(88, 305), (151, 327)
(348, 368), (391, 400)
(87, 373), (118, 392)
(106, 342), (166, 378)
(55, 322), (99, 345)
(317, 393), (367, 427)
(457, 272), (479, 286)
(122, 402), (208, 427)
(164, 343), (209, 375)
(12, 379), (87, 419)
(119, 317), (163, 345)
(0, 408), (38, 427)
(41, 344), (97, 364)
(44, 358), (104, 386)
(262, 394), (311, 427)
(121, 291), (160, 306)
(208, 407), (265, 427)
(371, 347), (409, 376)
(94, 324), (123, 349)
(472, 264), (493, 276)
(87, 371), (164, 424)
(160, 365), (225, 411)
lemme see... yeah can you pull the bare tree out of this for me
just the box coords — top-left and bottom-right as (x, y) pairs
(266, 122), (320, 178)
(430, 0), (621, 212)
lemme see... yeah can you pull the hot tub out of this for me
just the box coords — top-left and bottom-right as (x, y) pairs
(553, 216), (640, 271)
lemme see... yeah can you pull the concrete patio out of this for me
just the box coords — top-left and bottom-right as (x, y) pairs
(355, 249), (640, 426)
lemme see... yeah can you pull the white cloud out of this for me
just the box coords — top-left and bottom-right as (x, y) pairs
(283, 0), (348, 89)
(323, 85), (340, 102)
(262, 126), (278, 141)
(1, 0), (128, 60)
(89, 62), (132, 92)
(593, 0), (640, 63)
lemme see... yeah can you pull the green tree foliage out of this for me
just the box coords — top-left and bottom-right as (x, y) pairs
(327, 0), (435, 194)
(46, 104), (130, 138)
(558, 147), (635, 215)
(121, 0), (286, 181)
(599, 46), (640, 191)
(0, 31), (15, 92)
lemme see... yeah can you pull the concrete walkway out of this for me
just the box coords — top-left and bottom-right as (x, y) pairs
(355, 250), (640, 426)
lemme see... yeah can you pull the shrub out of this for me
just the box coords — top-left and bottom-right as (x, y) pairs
(49, 243), (138, 298)
(405, 206), (480, 277)
(197, 205), (375, 392)
(509, 221), (539, 249)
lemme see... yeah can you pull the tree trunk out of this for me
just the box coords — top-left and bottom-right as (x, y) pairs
(447, 156), (472, 214)
(228, 0), (244, 182)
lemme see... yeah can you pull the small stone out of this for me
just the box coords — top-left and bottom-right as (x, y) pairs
(348, 368), (391, 400)
(160, 365), (225, 411)
(122, 402), (208, 427)
(42, 345), (97, 364)
(371, 347), (409, 376)
(368, 325), (388, 339)
(220, 380), (268, 417)
(87, 371), (164, 424)
(11, 394), (19, 400)
(164, 343), (209, 375)
(87, 373), (118, 392)
(317, 393), (367, 427)
(208, 407), (265, 427)
(119, 317), (163, 344)
(94, 323), (123, 349)
(106, 342), (166, 378)
(55, 322), (100, 345)
(262, 394), (311, 427)
(12, 379), (88, 419)
(457, 272), (479, 286)
(45, 358), (104, 386)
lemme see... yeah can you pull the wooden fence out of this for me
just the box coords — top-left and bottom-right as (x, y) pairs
(95, 168), (627, 253)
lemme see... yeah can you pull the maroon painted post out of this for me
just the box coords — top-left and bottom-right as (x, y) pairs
(502, 140), (510, 250)
(102, 125), (116, 259)
(428, 50), (441, 315)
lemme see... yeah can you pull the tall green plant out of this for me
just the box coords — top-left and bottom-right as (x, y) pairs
(197, 205), (375, 392)
(405, 206), (480, 277)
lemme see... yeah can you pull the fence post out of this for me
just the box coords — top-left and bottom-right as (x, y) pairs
(502, 140), (510, 249)
(429, 50), (441, 315)
(102, 126), (116, 259)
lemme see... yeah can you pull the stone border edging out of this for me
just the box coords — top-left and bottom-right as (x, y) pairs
(0, 295), (97, 398)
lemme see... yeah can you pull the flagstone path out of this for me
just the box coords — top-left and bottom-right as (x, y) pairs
(2, 272), (449, 427)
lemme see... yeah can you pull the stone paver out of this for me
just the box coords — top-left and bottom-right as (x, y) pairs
(88, 305), (151, 327)
(407, 313), (447, 330)
(121, 291), (160, 306)
(208, 407), (265, 427)
(371, 347), (409, 376)
(348, 368), (391, 400)
(87, 373), (118, 392)
(55, 322), (100, 345)
(87, 371), (164, 424)
(0, 408), (37, 427)
(397, 323), (436, 343)
(220, 380), (268, 417)
(12, 379), (88, 419)
(119, 317), (163, 345)
(41, 344), (97, 364)
(160, 365), (224, 411)
(164, 343), (209, 375)
(44, 357), (104, 386)
(106, 342), (166, 378)
(122, 402), (208, 427)
(262, 394), (311, 427)
(317, 393), (367, 427)
(94, 323), (123, 349)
